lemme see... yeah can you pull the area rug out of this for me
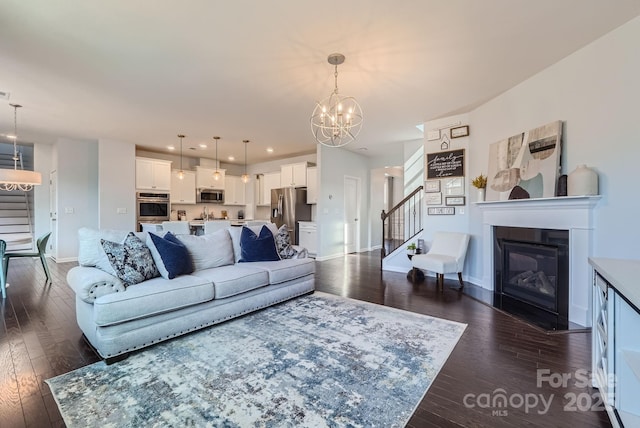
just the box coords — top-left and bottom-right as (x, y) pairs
(46, 292), (466, 427)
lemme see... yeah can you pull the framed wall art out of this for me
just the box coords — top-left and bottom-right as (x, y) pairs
(424, 180), (441, 193)
(445, 196), (466, 206)
(450, 125), (469, 138)
(443, 177), (464, 195)
(428, 207), (455, 215)
(426, 149), (464, 179)
(425, 192), (442, 205)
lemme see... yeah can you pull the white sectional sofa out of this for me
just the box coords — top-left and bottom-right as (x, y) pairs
(66, 225), (314, 362)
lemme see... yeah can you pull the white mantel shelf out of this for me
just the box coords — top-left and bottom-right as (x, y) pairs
(475, 195), (601, 209)
(478, 194), (601, 328)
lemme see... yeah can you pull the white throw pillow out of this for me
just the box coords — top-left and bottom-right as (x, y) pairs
(78, 228), (131, 275)
(177, 229), (234, 271)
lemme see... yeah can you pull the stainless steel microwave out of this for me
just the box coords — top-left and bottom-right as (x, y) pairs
(197, 188), (224, 203)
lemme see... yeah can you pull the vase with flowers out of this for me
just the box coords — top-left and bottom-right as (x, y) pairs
(472, 174), (487, 202)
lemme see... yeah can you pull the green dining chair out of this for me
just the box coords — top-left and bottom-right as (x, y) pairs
(0, 240), (6, 298)
(3, 232), (52, 286)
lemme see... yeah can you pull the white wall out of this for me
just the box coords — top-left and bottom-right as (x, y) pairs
(401, 17), (640, 285)
(54, 138), (99, 261)
(316, 145), (370, 260)
(99, 139), (136, 230)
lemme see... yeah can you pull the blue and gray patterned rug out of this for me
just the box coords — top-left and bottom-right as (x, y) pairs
(47, 292), (466, 427)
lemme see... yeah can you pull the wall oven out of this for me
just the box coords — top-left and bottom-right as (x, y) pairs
(136, 192), (170, 223)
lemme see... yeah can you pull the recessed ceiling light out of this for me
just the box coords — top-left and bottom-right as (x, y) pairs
(266, 147), (274, 153)
(199, 144), (207, 149)
(228, 156), (235, 161)
(358, 147), (368, 151)
(167, 146), (175, 150)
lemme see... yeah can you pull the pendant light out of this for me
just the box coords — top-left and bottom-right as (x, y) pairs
(177, 134), (185, 180)
(213, 136), (221, 181)
(0, 104), (42, 191)
(241, 140), (250, 183)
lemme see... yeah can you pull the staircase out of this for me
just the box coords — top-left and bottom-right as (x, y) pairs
(0, 143), (35, 251)
(381, 185), (423, 258)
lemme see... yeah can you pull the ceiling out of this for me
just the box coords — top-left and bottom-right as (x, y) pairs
(1, 1), (639, 165)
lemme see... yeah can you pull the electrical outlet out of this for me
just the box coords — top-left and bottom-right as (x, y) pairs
(459, 207), (465, 215)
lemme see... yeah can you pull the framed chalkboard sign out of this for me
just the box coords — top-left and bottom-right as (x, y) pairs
(426, 149), (465, 179)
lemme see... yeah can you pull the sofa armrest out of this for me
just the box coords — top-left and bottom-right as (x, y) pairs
(67, 266), (126, 303)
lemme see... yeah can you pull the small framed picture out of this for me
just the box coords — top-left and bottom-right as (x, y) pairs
(425, 192), (442, 205)
(424, 180), (440, 193)
(445, 196), (466, 206)
(450, 125), (469, 138)
(443, 177), (464, 195)
(428, 207), (455, 215)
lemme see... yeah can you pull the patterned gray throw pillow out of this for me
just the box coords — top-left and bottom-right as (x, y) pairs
(101, 232), (159, 286)
(275, 224), (297, 259)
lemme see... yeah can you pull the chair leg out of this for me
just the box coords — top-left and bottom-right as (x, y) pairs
(0, 258), (6, 299)
(40, 254), (52, 284)
(458, 272), (465, 290)
(438, 274), (444, 291)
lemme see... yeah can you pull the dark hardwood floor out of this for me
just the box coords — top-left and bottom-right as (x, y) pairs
(0, 252), (611, 427)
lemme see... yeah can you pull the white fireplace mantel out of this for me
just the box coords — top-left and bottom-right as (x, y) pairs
(476, 196), (601, 327)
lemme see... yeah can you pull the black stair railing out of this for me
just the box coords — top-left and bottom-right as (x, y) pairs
(381, 185), (423, 258)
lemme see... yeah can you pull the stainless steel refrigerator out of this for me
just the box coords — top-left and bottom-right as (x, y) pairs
(271, 187), (311, 245)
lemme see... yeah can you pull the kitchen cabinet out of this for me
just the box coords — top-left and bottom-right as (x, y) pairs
(258, 172), (281, 206)
(170, 169), (196, 204)
(590, 258), (640, 428)
(136, 157), (172, 191)
(306, 166), (317, 204)
(195, 166), (225, 190)
(280, 162), (311, 187)
(224, 175), (246, 205)
(298, 221), (317, 257)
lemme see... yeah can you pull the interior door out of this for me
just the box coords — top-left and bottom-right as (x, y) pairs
(344, 176), (360, 254)
(49, 170), (58, 260)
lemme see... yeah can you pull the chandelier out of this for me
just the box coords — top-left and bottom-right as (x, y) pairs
(0, 104), (42, 191)
(310, 53), (363, 148)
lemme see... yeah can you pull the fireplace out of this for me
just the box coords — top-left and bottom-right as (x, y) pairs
(493, 226), (569, 330)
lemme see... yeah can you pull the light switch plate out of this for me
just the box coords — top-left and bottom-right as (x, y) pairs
(64, 207), (74, 214)
(117, 207), (127, 214)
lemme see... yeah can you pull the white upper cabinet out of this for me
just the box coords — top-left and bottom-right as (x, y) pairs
(195, 166), (225, 190)
(171, 170), (196, 204)
(136, 157), (172, 191)
(224, 175), (246, 205)
(280, 162), (311, 187)
(306, 166), (317, 204)
(259, 172), (281, 206)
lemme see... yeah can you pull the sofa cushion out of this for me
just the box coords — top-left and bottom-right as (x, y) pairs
(177, 229), (234, 271)
(93, 275), (214, 326)
(147, 232), (194, 279)
(246, 258), (315, 285)
(78, 228), (147, 275)
(239, 225), (280, 263)
(228, 223), (278, 263)
(192, 265), (269, 299)
(101, 233), (159, 287)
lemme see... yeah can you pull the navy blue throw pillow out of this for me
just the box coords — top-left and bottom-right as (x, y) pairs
(239, 226), (281, 263)
(147, 231), (194, 279)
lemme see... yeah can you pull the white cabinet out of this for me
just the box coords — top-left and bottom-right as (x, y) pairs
(306, 166), (317, 204)
(258, 172), (281, 206)
(195, 166), (225, 190)
(224, 175), (246, 205)
(280, 162), (310, 187)
(298, 221), (317, 257)
(170, 170), (196, 204)
(590, 258), (640, 428)
(136, 157), (172, 191)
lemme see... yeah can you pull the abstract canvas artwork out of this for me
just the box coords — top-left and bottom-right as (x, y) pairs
(486, 121), (562, 201)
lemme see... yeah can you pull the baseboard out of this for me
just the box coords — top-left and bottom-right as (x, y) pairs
(315, 253), (345, 262)
(51, 256), (77, 263)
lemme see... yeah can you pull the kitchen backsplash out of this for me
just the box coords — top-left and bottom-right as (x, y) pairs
(170, 204), (269, 221)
